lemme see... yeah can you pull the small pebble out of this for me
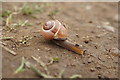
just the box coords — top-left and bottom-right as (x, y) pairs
(98, 56), (105, 62)
(75, 56), (77, 59)
(107, 56), (111, 59)
(37, 49), (40, 51)
(94, 45), (98, 49)
(107, 37), (112, 40)
(90, 68), (96, 72)
(88, 57), (93, 63)
(75, 44), (79, 46)
(89, 21), (93, 23)
(95, 35), (101, 38)
(103, 22), (110, 25)
(98, 74), (108, 79)
(45, 47), (51, 51)
(76, 34), (79, 38)
(91, 31), (95, 33)
(97, 25), (101, 28)
(98, 74), (103, 79)
(95, 65), (101, 69)
(102, 25), (115, 32)
(109, 48), (120, 56)
(70, 64), (76, 67)
(84, 40), (89, 44)
(12, 48), (15, 49)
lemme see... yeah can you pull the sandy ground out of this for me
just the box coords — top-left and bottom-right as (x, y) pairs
(1, 2), (119, 78)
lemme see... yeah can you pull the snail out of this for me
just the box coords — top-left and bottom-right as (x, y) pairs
(41, 20), (85, 55)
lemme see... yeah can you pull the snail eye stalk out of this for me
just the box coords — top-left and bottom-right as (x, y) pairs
(41, 20), (85, 55)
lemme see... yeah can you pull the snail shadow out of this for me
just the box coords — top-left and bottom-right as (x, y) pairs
(43, 40), (64, 49)
(44, 40), (77, 55)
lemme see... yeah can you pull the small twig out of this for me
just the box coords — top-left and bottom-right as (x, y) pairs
(0, 41), (7, 46)
(21, 20), (28, 27)
(0, 37), (13, 40)
(32, 56), (49, 75)
(70, 74), (82, 78)
(14, 57), (26, 74)
(57, 69), (65, 78)
(6, 12), (18, 26)
(25, 61), (53, 78)
(0, 44), (17, 55)
(46, 57), (59, 66)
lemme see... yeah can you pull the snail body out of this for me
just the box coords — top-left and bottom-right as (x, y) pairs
(41, 20), (67, 40)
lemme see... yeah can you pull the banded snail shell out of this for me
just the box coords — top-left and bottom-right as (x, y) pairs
(41, 20), (67, 40)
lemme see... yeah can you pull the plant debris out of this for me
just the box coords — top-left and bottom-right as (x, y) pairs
(25, 61), (53, 78)
(14, 57), (26, 74)
(18, 36), (32, 45)
(32, 56), (49, 75)
(48, 57), (59, 65)
(0, 36), (13, 40)
(2, 10), (12, 18)
(0, 44), (17, 55)
(70, 74), (82, 78)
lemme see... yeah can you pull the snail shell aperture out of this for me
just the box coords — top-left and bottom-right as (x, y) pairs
(41, 20), (67, 40)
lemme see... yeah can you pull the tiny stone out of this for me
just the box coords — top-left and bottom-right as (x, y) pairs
(103, 22), (110, 25)
(110, 48), (120, 56)
(12, 48), (15, 49)
(98, 74), (107, 79)
(89, 21), (93, 23)
(90, 68), (96, 72)
(71, 64), (76, 67)
(33, 35), (37, 37)
(95, 35), (101, 38)
(75, 56), (77, 59)
(91, 31), (94, 33)
(76, 34), (79, 38)
(37, 49), (40, 51)
(47, 48), (51, 51)
(105, 71), (109, 74)
(98, 56), (105, 62)
(98, 74), (102, 79)
(88, 58), (93, 63)
(83, 62), (86, 64)
(97, 25), (101, 28)
(75, 44), (79, 46)
(95, 65), (101, 69)
(94, 46), (98, 49)
(107, 56), (111, 59)
(107, 37), (112, 40)
(102, 25), (115, 32)
(84, 40), (89, 44)
(45, 47), (51, 51)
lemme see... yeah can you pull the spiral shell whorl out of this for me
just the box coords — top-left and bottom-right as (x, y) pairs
(44, 21), (54, 30)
